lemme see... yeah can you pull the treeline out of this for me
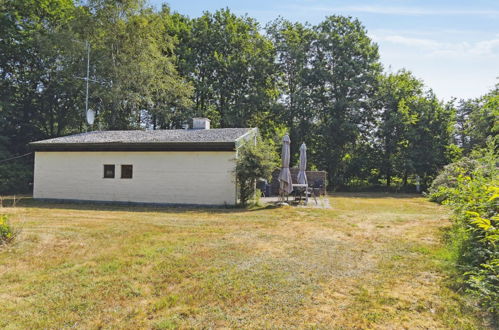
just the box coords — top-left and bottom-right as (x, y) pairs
(0, 0), (497, 193)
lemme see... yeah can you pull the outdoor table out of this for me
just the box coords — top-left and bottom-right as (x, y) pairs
(292, 183), (309, 204)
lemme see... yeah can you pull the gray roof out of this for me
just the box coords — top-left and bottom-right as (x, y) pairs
(30, 128), (256, 151)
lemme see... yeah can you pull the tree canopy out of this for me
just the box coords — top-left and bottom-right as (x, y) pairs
(0, 0), (497, 193)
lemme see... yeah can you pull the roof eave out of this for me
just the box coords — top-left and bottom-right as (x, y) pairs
(29, 142), (237, 152)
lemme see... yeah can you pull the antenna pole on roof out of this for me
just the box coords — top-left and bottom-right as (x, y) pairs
(85, 40), (90, 115)
(73, 39), (98, 128)
(83, 41), (95, 127)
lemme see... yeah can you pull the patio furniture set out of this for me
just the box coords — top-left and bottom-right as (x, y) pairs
(276, 135), (325, 205)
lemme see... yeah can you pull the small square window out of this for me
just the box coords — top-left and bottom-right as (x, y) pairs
(121, 165), (133, 179)
(103, 164), (115, 178)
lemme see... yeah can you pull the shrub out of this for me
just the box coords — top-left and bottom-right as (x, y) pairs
(0, 136), (33, 194)
(0, 162), (32, 195)
(236, 138), (278, 206)
(0, 214), (17, 245)
(427, 157), (479, 203)
(430, 141), (498, 316)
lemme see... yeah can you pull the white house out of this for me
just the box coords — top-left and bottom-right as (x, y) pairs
(30, 118), (257, 205)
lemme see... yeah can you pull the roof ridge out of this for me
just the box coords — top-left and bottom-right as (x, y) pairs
(30, 128), (256, 151)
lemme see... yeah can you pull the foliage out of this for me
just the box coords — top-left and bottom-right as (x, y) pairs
(267, 16), (383, 186)
(235, 138), (278, 206)
(455, 84), (499, 154)
(170, 8), (278, 131)
(0, 0), (192, 192)
(0, 137), (32, 194)
(0, 215), (17, 245)
(0, 0), (81, 149)
(0, 0), (496, 194)
(82, 0), (193, 129)
(375, 70), (455, 189)
(309, 16), (382, 187)
(427, 157), (480, 203)
(266, 19), (316, 157)
(0, 161), (32, 195)
(430, 142), (498, 316)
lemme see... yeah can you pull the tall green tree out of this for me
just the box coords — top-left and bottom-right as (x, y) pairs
(455, 83), (498, 154)
(266, 19), (317, 161)
(403, 93), (455, 187)
(0, 0), (80, 152)
(83, 0), (193, 129)
(309, 16), (382, 186)
(376, 70), (455, 187)
(0, 0), (81, 192)
(170, 8), (278, 131)
(376, 70), (424, 186)
(0, 1), (488, 194)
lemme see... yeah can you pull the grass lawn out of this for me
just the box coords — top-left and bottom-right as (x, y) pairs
(0, 193), (489, 329)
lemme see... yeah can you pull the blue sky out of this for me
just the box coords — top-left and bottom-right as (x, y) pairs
(151, 0), (499, 101)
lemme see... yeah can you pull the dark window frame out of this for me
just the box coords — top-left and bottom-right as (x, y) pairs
(121, 164), (133, 179)
(103, 164), (115, 179)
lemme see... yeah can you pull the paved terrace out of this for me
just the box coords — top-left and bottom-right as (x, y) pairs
(261, 196), (331, 209)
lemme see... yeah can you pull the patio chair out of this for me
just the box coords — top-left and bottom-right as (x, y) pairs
(293, 187), (306, 203)
(294, 184), (317, 205)
(256, 180), (267, 197)
(310, 179), (324, 198)
(256, 179), (271, 197)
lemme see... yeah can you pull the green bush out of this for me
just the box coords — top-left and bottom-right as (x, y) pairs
(0, 214), (17, 245)
(0, 136), (33, 194)
(430, 142), (498, 316)
(0, 162), (32, 194)
(236, 138), (278, 206)
(427, 157), (479, 203)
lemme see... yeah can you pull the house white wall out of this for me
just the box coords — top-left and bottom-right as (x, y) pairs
(33, 151), (237, 205)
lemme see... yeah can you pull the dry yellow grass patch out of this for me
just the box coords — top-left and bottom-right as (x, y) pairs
(0, 193), (488, 329)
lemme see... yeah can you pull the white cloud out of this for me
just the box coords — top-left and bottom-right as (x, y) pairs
(338, 5), (499, 16)
(372, 34), (499, 58)
(370, 31), (499, 100)
(285, 4), (499, 17)
(381, 35), (441, 49)
(471, 38), (499, 56)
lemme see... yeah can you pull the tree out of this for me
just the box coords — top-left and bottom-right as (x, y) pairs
(402, 93), (455, 187)
(455, 83), (498, 154)
(82, 0), (193, 129)
(0, 0), (194, 193)
(236, 138), (278, 206)
(0, 0), (80, 151)
(0, 0), (81, 192)
(375, 70), (424, 186)
(375, 70), (455, 188)
(308, 16), (382, 187)
(0, 1), (490, 194)
(266, 19), (317, 162)
(170, 9), (278, 132)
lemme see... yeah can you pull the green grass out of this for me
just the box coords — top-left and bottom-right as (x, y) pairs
(0, 193), (490, 328)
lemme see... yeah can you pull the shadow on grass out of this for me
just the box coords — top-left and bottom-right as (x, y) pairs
(0, 192), (423, 214)
(329, 192), (424, 199)
(0, 195), (280, 214)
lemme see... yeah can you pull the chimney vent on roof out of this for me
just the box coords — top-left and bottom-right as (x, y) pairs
(192, 117), (210, 130)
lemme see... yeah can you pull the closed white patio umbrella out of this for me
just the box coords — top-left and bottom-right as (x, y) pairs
(278, 134), (293, 195)
(297, 142), (308, 185)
